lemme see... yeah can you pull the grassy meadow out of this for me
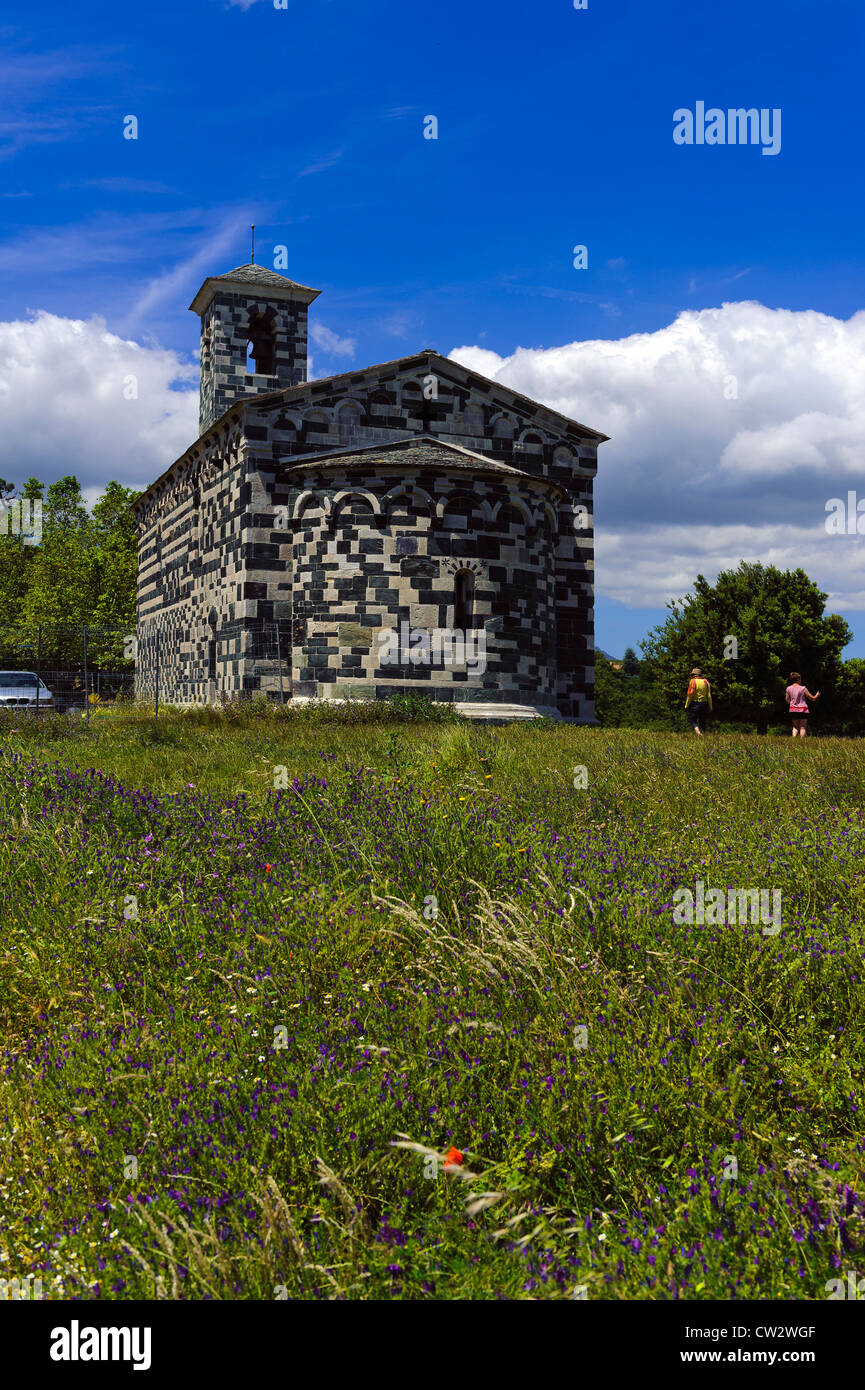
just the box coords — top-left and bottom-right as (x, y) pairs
(1, 704), (863, 1300)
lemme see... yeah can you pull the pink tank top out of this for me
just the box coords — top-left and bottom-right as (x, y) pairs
(787, 683), (808, 713)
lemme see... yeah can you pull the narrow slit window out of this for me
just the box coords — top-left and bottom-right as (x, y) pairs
(454, 569), (474, 631)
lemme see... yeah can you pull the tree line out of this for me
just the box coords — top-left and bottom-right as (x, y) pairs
(0, 475), (139, 668)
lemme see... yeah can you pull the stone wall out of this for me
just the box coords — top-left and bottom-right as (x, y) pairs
(244, 448), (563, 706)
(135, 419), (253, 704)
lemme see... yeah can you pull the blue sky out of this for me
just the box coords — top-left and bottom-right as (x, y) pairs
(2, 0), (865, 656)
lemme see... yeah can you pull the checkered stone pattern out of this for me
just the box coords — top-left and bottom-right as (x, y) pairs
(244, 355), (600, 717)
(135, 422), (258, 703)
(199, 290), (310, 435)
(135, 331), (605, 718)
(258, 457), (560, 705)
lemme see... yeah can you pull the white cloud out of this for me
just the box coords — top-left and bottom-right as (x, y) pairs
(450, 301), (865, 613)
(309, 322), (356, 358)
(0, 311), (197, 494)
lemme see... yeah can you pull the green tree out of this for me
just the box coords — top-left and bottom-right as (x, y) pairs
(20, 477), (44, 501)
(0, 474), (139, 671)
(622, 646), (641, 677)
(21, 476), (95, 663)
(89, 481), (140, 663)
(831, 657), (865, 735)
(594, 654), (676, 729)
(640, 562), (851, 733)
(0, 477), (42, 663)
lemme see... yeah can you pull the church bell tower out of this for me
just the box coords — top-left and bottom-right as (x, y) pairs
(189, 263), (321, 436)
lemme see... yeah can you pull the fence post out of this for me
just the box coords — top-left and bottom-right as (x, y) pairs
(275, 620), (285, 705)
(83, 624), (90, 721)
(154, 629), (160, 719)
(35, 625), (42, 714)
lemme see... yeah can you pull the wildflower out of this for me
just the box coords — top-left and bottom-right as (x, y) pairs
(264, 864), (273, 873)
(443, 1146), (464, 1170)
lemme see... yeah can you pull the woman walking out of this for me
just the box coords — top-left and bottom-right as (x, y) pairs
(684, 667), (712, 735)
(786, 672), (820, 737)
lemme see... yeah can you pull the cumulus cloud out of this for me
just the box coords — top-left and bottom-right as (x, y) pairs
(450, 301), (865, 614)
(309, 322), (356, 358)
(0, 311), (198, 495)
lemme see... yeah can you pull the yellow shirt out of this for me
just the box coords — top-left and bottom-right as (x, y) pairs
(685, 677), (712, 710)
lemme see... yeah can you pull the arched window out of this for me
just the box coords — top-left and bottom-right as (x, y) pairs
(496, 502), (530, 534)
(338, 402), (363, 444)
(302, 410), (331, 441)
(401, 380), (424, 407)
(492, 415), (515, 439)
(442, 493), (475, 530)
(247, 312), (276, 375)
(454, 569), (474, 631)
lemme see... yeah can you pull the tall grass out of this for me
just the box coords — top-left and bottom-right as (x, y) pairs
(0, 708), (863, 1299)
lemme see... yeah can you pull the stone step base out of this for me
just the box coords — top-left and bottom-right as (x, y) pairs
(289, 696), (564, 723)
(455, 703), (563, 722)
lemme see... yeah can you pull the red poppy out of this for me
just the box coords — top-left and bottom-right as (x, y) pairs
(444, 1146), (464, 1167)
(264, 864), (273, 872)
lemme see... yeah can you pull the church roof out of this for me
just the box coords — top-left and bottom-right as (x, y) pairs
(282, 435), (565, 490)
(189, 264), (321, 314)
(249, 349), (609, 443)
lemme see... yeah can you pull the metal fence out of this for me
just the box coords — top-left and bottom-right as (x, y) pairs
(134, 619), (293, 713)
(245, 619), (292, 703)
(0, 624), (135, 717)
(0, 621), (293, 717)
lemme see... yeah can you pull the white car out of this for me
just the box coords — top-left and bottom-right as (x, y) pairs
(0, 671), (55, 710)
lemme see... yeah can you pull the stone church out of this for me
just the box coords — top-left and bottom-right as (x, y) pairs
(133, 263), (607, 719)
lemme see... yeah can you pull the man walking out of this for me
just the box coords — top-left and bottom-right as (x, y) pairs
(685, 667), (712, 735)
